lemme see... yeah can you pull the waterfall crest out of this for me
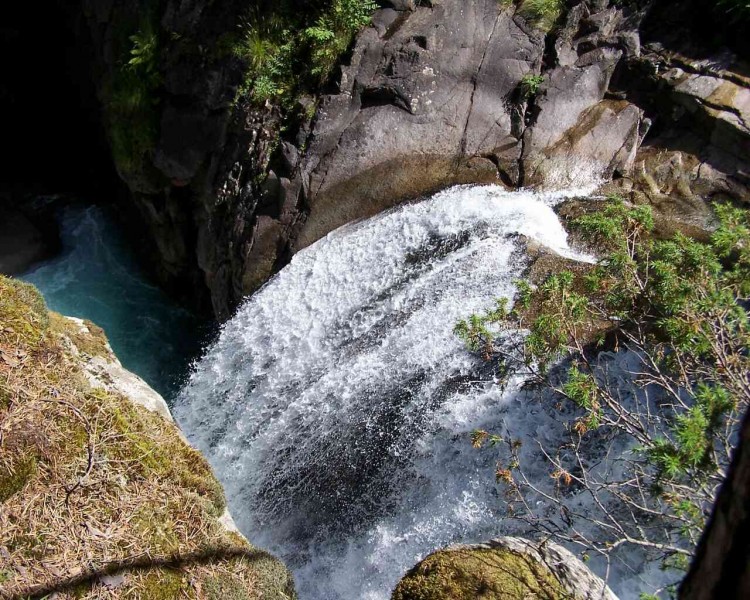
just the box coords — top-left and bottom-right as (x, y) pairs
(176, 185), (653, 599)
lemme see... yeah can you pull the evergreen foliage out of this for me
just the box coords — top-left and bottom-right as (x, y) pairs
(456, 197), (750, 593)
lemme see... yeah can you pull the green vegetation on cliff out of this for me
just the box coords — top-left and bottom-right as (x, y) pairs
(0, 276), (294, 599)
(105, 10), (162, 179)
(518, 0), (565, 31)
(457, 199), (750, 587)
(233, 0), (377, 105)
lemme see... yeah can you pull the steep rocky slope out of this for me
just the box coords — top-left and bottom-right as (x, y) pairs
(0, 276), (295, 599)
(77, 0), (750, 318)
(392, 537), (616, 600)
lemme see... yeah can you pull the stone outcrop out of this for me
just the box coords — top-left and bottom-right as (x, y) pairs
(78, 0), (656, 318)
(292, 0), (649, 250)
(0, 276), (295, 599)
(392, 536), (617, 600)
(520, 1), (646, 185)
(77, 0), (750, 319)
(293, 0), (544, 249)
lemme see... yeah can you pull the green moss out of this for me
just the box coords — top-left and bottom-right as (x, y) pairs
(175, 447), (227, 516)
(0, 456), (37, 503)
(105, 9), (162, 178)
(392, 547), (571, 600)
(106, 398), (226, 515)
(126, 568), (186, 600)
(108, 402), (166, 475)
(48, 313), (112, 359)
(130, 507), (182, 556)
(0, 275), (49, 346)
(203, 573), (253, 600)
(0, 382), (11, 410)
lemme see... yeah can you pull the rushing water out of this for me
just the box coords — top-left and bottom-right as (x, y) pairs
(175, 185), (665, 599)
(21, 202), (206, 399)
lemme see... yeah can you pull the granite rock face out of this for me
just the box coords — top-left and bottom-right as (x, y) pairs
(81, 0), (750, 318)
(292, 0), (650, 250)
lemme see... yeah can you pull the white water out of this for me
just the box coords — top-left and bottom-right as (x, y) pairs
(175, 185), (662, 599)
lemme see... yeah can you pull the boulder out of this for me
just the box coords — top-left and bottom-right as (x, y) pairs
(521, 3), (648, 185)
(392, 536), (617, 600)
(294, 0), (649, 250)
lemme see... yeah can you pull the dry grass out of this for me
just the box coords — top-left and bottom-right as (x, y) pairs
(0, 276), (294, 600)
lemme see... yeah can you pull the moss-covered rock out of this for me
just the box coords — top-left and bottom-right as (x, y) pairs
(392, 537), (615, 600)
(0, 275), (295, 599)
(392, 547), (569, 600)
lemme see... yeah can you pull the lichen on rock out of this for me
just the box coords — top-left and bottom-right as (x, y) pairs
(392, 537), (616, 600)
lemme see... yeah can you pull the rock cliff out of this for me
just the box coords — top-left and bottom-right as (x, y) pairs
(0, 276), (295, 599)
(80, 0), (749, 319)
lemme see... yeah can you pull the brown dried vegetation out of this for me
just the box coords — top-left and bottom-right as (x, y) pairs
(0, 276), (294, 599)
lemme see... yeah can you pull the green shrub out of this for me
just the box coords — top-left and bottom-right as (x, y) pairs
(304, 0), (378, 81)
(457, 198), (750, 592)
(232, 0), (377, 107)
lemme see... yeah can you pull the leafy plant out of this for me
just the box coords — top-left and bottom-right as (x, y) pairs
(518, 74), (544, 100)
(232, 0), (377, 107)
(457, 197), (750, 591)
(304, 0), (378, 81)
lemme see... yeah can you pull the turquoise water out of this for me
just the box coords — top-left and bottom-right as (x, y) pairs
(21, 203), (208, 400)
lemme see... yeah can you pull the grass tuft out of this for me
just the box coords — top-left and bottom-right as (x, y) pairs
(518, 0), (565, 31)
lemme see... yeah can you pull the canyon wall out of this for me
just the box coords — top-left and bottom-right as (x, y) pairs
(79, 0), (749, 320)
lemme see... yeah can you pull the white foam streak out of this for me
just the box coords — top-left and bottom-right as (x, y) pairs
(175, 185), (651, 599)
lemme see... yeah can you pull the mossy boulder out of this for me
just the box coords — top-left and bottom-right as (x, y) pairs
(0, 275), (295, 599)
(392, 537), (616, 600)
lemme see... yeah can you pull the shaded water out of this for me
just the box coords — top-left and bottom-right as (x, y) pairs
(21, 202), (206, 399)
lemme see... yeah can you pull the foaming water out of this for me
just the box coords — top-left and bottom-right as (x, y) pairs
(21, 203), (207, 399)
(176, 185), (657, 598)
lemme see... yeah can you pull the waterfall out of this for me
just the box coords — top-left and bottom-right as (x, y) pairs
(175, 185), (661, 599)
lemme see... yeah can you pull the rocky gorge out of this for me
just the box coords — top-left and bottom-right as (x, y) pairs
(2, 0), (750, 598)
(72, 0), (750, 319)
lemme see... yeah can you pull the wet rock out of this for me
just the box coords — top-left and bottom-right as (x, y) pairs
(0, 206), (59, 276)
(521, 3), (648, 185)
(612, 45), (750, 205)
(294, 0), (648, 250)
(293, 0), (544, 249)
